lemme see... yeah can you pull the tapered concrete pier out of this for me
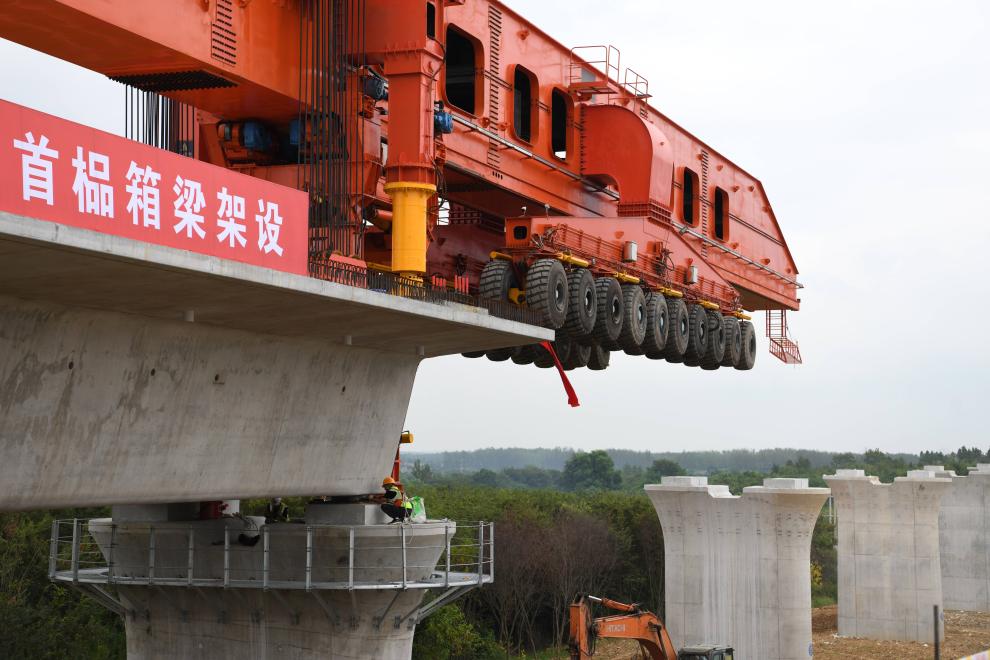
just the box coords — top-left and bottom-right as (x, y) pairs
(646, 476), (828, 660)
(825, 469), (951, 642)
(926, 464), (990, 612)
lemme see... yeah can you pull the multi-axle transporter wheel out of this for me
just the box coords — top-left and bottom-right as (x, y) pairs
(735, 320), (757, 370)
(587, 342), (611, 371)
(562, 342), (592, 371)
(479, 259), (517, 301)
(682, 304), (709, 367)
(721, 316), (742, 367)
(511, 344), (538, 365)
(526, 259), (569, 329)
(462, 350), (485, 358)
(619, 285), (648, 354)
(486, 347), (515, 362)
(701, 310), (726, 370)
(642, 292), (669, 359)
(534, 339), (571, 369)
(563, 268), (597, 338)
(592, 277), (624, 349)
(664, 297), (689, 362)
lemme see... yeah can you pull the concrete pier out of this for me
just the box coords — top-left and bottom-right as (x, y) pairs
(926, 464), (990, 612)
(52, 503), (490, 660)
(645, 476), (828, 660)
(825, 469), (951, 642)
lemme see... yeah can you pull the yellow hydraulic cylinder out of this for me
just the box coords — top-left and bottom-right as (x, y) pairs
(384, 181), (437, 278)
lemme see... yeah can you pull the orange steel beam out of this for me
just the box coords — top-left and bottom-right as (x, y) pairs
(0, 0), (801, 312)
(0, 0), (302, 120)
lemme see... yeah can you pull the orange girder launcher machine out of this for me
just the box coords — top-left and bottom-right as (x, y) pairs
(0, 0), (802, 373)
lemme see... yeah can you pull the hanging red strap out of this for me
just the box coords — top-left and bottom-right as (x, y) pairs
(540, 341), (580, 408)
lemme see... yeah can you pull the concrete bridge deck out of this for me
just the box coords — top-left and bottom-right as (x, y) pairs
(0, 211), (549, 358)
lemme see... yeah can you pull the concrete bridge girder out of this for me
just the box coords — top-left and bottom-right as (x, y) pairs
(0, 212), (552, 509)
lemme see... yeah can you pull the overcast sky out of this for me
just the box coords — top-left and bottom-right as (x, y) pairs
(2, 1), (988, 456)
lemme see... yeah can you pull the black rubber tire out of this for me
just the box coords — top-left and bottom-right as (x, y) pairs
(533, 344), (553, 368)
(663, 298), (690, 363)
(735, 320), (757, 371)
(683, 304), (708, 363)
(701, 310), (725, 370)
(587, 343), (611, 371)
(534, 340), (569, 369)
(563, 268), (597, 339)
(525, 259), (568, 329)
(664, 298), (690, 363)
(619, 285), (648, 353)
(562, 342), (592, 371)
(462, 350), (485, 358)
(511, 344), (538, 365)
(486, 347), (515, 362)
(479, 260), (517, 301)
(721, 317), (742, 367)
(642, 292), (669, 359)
(592, 277), (623, 348)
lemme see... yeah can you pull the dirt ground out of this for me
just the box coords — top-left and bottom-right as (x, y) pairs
(589, 606), (990, 659)
(813, 605), (990, 659)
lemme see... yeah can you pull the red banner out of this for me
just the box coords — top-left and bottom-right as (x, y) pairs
(0, 99), (308, 275)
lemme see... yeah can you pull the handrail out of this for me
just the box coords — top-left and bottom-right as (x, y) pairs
(308, 255), (545, 328)
(49, 519), (495, 594)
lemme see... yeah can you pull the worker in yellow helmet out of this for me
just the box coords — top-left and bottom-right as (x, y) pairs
(380, 476), (413, 523)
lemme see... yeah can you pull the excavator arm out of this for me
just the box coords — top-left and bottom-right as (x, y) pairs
(569, 595), (679, 660)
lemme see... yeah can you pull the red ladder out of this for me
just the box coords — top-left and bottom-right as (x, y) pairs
(766, 309), (802, 364)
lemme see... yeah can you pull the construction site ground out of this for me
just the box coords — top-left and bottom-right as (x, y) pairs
(582, 606), (990, 659)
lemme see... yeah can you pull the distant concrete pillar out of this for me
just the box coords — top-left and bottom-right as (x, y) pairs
(825, 469), (951, 642)
(645, 476), (828, 660)
(927, 464), (990, 612)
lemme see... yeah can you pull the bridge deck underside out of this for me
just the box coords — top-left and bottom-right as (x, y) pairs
(0, 212), (550, 358)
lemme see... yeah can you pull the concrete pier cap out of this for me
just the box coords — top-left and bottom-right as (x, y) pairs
(645, 476), (829, 660)
(824, 469), (952, 643)
(52, 503), (491, 660)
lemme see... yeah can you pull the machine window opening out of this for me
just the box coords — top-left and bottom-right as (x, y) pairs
(713, 187), (729, 240)
(445, 26), (478, 114)
(552, 89), (569, 158)
(426, 2), (436, 40)
(683, 167), (699, 225)
(513, 66), (536, 143)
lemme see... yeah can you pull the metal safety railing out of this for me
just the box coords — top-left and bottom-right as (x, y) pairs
(766, 309), (802, 364)
(568, 45), (622, 95)
(49, 519), (494, 593)
(308, 257), (543, 328)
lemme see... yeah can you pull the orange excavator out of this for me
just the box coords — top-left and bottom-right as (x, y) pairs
(568, 595), (734, 660)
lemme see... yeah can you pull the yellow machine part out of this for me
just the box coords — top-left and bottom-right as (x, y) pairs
(557, 253), (591, 268)
(614, 272), (641, 285)
(384, 181), (437, 278)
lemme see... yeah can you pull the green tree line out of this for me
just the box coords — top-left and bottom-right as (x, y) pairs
(405, 446), (924, 475)
(2, 446), (987, 658)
